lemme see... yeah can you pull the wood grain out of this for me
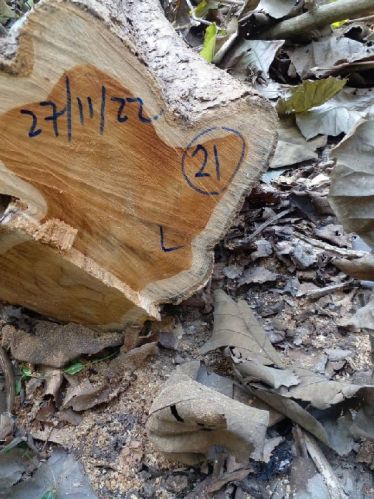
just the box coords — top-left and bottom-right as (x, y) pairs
(0, 0), (277, 328)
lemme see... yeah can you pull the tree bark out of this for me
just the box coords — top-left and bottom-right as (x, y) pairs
(0, 0), (277, 329)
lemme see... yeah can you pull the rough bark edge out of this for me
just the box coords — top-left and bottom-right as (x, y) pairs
(1, 0), (266, 120)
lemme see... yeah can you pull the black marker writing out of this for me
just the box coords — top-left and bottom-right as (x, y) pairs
(159, 226), (184, 253)
(20, 76), (163, 141)
(20, 109), (42, 138)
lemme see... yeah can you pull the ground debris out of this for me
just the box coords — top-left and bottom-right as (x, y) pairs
(200, 290), (373, 453)
(8, 448), (97, 498)
(1, 321), (123, 368)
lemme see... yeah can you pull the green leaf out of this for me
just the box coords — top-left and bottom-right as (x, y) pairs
(40, 489), (57, 499)
(15, 379), (22, 395)
(277, 77), (347, 115)
(200, 23), (218, 63)
(21, 366), (32, 379)
(327, 0), (347, 28)
(194, 0), (219, 18)
(195, 0), (209, 17)
(331, 19), (348, 29)
(64, 361), (85, 375)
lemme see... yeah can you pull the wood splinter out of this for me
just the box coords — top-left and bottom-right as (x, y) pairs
(0, 0), (277, 329)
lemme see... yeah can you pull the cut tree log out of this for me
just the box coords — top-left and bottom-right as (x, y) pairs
(0, 0), (277, 329)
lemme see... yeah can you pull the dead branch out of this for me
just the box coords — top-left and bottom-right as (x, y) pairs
(258, 0), (374, 40)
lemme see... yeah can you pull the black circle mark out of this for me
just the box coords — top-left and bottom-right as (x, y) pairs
(181, 127), (246, 196)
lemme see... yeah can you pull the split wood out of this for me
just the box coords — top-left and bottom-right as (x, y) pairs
(0, 0), (277, 328)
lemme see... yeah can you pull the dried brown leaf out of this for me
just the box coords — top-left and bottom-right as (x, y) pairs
(278, 367), (374, 410)
(62, 379), (112, 412)
(1, 322), (123, 368)
(343, 294), (374, 330)
(329, 117), (374, 248)
(271, 117), (327, 169)
(238, 266), (278, 285)
(147, 364), (269, 464)
(287, 37), (374, 79)
(247, 386), (330, 446)
(200, 290), (283, 366)
(42, 367), (64, 399)
(256, 0), (297, 19)
(334, 254), (374, 280)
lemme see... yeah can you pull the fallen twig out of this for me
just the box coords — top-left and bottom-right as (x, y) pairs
(0, 346), (15, 414)
(246, 208), (294, 244)
(298, 280), (356, 299)
(304, 432), (348, 499)
(293, 231), (366, 258)
(258, 0), (374, 40)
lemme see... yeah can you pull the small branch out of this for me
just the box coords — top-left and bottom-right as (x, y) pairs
(246, 208), (294, 244)
(304, 432), (348, 499)
(0, 346), (15, 414)
(258, 0), (374, 40)
(220, 0), (244, 5)
(293, 231), (365, 258)
(298, 280), (355, 299)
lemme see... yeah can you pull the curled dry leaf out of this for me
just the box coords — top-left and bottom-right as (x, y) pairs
(147, 362), (269, 465)
(223, 39), (284, 80)
(296, 87), (374, 140)
(201, 290), (299, 389)
(106, 341), (158, 377)
(62, 342), (158, 411)
(287, 37), (374, 79)
(62, 379), (112, 412)
(256, 0), (297, 19)
(270, 117), (327, 169)
(58, 408), (83, 426)
(334, 254), (374, 281)
(200, 289), (284, 366)
(329, 117), (374, 248)
(42, 367), (64, 399)
(342, 294), (374, 331)
(1, 322), (123, 368)
(245, 386), (330, 446)
(31, 427), (76, 449)
(277, 367), (374, 410)
(314, 224), (351, 248)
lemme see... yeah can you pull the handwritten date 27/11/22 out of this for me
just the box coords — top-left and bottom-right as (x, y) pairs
(20, 75), (163, 140)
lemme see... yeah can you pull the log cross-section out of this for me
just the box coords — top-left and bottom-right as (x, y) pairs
(0, 0), (277, 329)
